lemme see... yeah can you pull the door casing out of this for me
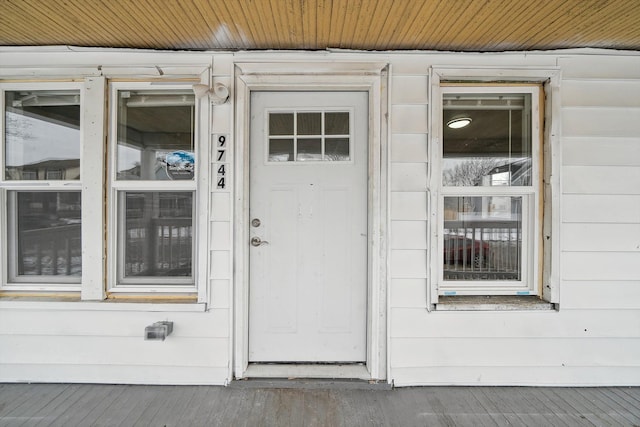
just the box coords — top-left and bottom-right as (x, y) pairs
(233, 62), (389, 381)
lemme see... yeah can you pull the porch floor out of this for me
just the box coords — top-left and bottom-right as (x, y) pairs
(1, 382), (639, 426)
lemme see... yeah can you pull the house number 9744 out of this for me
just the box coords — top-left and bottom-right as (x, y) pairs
(214, 134), (229, 190)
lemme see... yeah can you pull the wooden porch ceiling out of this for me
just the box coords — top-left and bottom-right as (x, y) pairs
(1, 0), (639, 52)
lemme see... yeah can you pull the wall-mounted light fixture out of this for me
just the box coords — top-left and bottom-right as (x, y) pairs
(144, 321), (174, 341)
(192, 82), (230, 105)
(446, 116), (472, 129)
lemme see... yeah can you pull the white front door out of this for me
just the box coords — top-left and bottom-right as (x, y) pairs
(249, 91), (368, 362)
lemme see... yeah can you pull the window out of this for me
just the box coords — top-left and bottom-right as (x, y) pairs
(1, 84), (82, 289)
(436, 85), (541, 296)
(108, 85), (198, 293)
(1, 72), (209, 300)
(267, 110), (352, 162)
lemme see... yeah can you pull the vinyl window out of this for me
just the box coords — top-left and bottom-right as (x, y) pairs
(436, 85), (542, 296)
(108, 84), (198, 293)
(1, 83), (83, 290)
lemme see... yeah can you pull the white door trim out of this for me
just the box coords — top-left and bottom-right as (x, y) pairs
(233, 62), (389, 381)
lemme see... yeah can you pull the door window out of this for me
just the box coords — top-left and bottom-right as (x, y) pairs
(267, 110), (352, 162)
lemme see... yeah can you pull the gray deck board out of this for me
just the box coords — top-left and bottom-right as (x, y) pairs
(526, 387), (575, 427)
(578, 387), (637, 426)
(0, 384), (638, 426)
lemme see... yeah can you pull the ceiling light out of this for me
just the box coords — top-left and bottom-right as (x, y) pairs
(446, 117), (472, 129)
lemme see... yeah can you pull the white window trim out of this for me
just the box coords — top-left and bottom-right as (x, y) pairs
(0, 81), (84, 292)
(428, 67), (562, 307)
(106, 81), (209, 296)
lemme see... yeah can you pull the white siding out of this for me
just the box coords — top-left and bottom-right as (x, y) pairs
(0, 48), (638, 387)
(388, 51), (640, 387)
(0, 50), (233, 386)
(0, 305), (229, 384)
(388, 69), (430, 346)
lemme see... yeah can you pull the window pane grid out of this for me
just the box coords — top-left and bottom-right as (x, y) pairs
(268, 110), (350, 162)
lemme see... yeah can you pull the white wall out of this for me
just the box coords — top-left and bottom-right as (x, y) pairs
(0, 50), (233, 385)
(0, 303), (229, 384)
(387, 51), (640, 386)
(0, 48), (638, 386)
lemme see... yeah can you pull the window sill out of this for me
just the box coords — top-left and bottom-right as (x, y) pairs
(434, 295), (556, 311)
(0, 298), (207, 312)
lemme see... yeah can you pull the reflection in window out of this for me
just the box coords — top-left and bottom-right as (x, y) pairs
(297, 113), (321, 135)
(325, 138), (350, 161)
(443, 196), (522, 281)
(268, 139), (294, 161)
(267, 111), (351, 162)
(9, 191), (82, 278)
(116, 91), (195, 180)
(297, 138), (322, 161)
(443, 94), (532, 187)
(4, 90), (81, 180)
(120, 192), (193, 280)
(325, 112), (349, 135)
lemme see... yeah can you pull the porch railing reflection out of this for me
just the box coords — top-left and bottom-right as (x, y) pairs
(18, 223), (81, 276)
(443, 219), (521, 281)
(125, 218), (192, 277)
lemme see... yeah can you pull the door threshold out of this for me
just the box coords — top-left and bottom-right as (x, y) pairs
(230, 377), (392, 390)
(243, 363), (370, 380)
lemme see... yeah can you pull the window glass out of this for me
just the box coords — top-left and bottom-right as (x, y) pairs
(268, 139), (294, 162)
(116, 90), (195, 180)
(443, 93), (531, 187)
(297, 113), (321, 135)
(325, 138), (350, 161)
(9, 191), (82, 278)
(120, 192), (193, 280)
(297, 138), (322, 161)
(443, 196), (522, 281)
(267, 111), (351, 162)
(325, 112), (349, 135)
(269, 113), (293, 135)
(4, 90), (81, 180)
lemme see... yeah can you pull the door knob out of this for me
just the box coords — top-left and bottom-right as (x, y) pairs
(251, 237), (269, 247)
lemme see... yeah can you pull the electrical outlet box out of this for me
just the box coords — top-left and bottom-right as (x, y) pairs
(144, 321), (174, 341)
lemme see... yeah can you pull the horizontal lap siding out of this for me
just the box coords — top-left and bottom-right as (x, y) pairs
(392, 366), (640, 387)
(389, 68), (430, 320)
(389, 53), (640, 386)
(0, 309), (229, 384)
(559, 55), (640, 316)
(391, 338), (640, 367)
(0, 54), (236, 386)
(1, 50), (638, 387)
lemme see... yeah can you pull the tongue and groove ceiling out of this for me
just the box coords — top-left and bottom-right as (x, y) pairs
(1, 0), (639, 52)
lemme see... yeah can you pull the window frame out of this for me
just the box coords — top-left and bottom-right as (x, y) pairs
(428, 67), (562, 307)
(107, 81), (205, 295)
(437, 85), (541, 296)
(0, 81), (84, 292)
